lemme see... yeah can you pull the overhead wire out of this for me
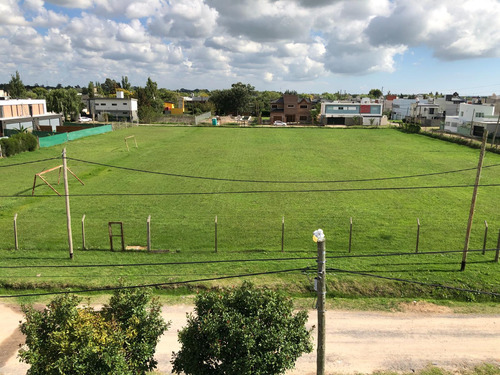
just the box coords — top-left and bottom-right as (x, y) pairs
(66, 157), (500, 184)
(327, 267), (500, 297)
(0, 248), (494, 270)
(0, 267), (311, 299)
(0, 157), (60, 168)
(2, 183), (500, 198)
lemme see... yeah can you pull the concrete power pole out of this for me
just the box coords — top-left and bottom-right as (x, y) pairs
(314, 229), (326, 375)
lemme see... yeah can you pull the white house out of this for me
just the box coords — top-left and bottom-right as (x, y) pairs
(87, 92), (138, 122)
(391, 98), (417, 120)
(444, 103), (498, 136)
(320, 98), (384, 126)
(0, 99), (62, 135)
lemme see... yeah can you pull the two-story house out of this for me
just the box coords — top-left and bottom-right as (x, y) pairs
(85, 91), (138, 122)
(320, 98), (383, 126)
(270, 94), (314, 124)
(444, 102), (499, 137)
(0, 99), (63, 136)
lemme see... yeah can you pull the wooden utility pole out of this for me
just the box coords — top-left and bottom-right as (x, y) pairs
(281, 215), (285, 252)
(82, 214), (86, 250)
(62, 148), (74, 259)
(461, 131), (488, 271)
(314, 229), (326, 375)
(348, 217), (353, 253)
(147, 215), (151, 251)
(416, 218), (420, 253)
(491, 113), (500, 148)
(214, 215), (218, 253)
(13, 213), (18, 250)
(482, 220), (488, 255)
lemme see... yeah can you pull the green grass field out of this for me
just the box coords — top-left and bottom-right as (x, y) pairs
(1, 127), (499, 302)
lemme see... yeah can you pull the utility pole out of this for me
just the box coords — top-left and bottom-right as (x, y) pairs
(461, 130), (488, 271)
(314, 229), (326, 375)
(491, 113), (500, 148)
(62, 148), (74, 259)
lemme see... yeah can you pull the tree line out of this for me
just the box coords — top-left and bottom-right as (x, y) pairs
(3, 71), (400, 123)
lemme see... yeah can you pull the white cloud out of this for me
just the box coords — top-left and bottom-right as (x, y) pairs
(45, 0), (93, 8)
(0, 0), (27, 25)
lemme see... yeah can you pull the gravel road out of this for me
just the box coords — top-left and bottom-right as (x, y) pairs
(1, 302), (499, 374)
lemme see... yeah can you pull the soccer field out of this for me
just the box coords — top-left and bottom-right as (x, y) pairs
(1, 126), (499, 299)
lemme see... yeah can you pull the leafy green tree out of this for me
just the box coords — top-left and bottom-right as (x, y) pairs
(136, 78), (164, 123)
(172, 282), (313, 375)
(8, 71), (27, 98)
(158, 88), (180, 104)
(121, 76), (131, 91)
(102, 78), (120, 96)
(32, 87), (48, 99)
(368, 88), (383, 98)
(87, 82), (95, 98)
(19, 289), (169, 375)
(46, 88), (83, 121)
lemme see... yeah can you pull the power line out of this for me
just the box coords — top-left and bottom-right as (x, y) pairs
(0, 157), (59, 168)
(327, 268), (500, 297)
(2, 183), (500, 198)
(0, 267), (311, 299)
(67, 157), (500, 184)
(0, 248), (493, 270)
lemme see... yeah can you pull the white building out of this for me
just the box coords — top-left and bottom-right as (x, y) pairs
(444, 103), (498, 136)
(0, 99), (62, 135)
(391, 98), (416, 120)
(321, 98), (384, 126)
(87, 92), (138, 122)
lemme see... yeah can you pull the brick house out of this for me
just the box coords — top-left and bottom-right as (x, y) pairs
(270, 94), (314, 124)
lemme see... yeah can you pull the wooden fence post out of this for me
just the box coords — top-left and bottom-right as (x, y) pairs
(14, 213), (18, 250)
(215, 215), (218, 253)
(495, 229), (500, 264)
(348, 217), (353, 253)
(416, 218), (420, 253)
(147, 215), (151, 251)
(82, 214), (86, 250)
(482, 220), (488, 255)
(281, 215), (285, 252)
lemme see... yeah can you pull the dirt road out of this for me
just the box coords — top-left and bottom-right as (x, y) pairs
(1, 302), (499, 374)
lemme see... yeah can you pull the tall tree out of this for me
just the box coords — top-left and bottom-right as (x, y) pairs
(8, 71), (27, 99)
(46, 88), (83, 121)
(368, 88), (383, 98)
(87, 82), (95, 98)
(121, 76), (131, 91)
(102, 78), (120, 96)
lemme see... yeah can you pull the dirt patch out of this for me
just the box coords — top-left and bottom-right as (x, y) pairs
(397, 300), (454, 314)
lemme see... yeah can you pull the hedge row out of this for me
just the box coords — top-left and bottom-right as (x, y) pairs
(0, 132), (38, 157)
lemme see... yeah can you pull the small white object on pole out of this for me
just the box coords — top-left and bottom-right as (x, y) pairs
(313, 228), (325, 243)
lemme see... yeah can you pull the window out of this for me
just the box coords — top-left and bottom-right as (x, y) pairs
(287, 104), (294, 108)
(123, 112), (128, 115)
(299, 116), (308, 121)
(429, 108), (434, 114)
(123, 103), (128, 105)
(112, 103), (117, 106)
(271, 105), (278, 109)
(300, 105), (308, 108)
(460, 111), (464, 116)
(475, 112), (484, 118)
(101, 103), (106, 106)
(338, 107), (344, 110)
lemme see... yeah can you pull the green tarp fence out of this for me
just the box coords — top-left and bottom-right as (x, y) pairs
(38, 125), (112, 148)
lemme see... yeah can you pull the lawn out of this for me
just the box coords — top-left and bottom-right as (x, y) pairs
(0, 127), (499, 302)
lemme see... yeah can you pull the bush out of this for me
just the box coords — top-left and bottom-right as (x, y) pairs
(0, 132), (38, 157)
(19, 288), (169, 375)
(172, 282), (313, 375)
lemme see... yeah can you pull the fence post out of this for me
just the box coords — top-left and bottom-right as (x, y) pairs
(82, 214), (86, 250)
(147, 215), (151, 251)
(14, 213), (18, 250)
(416, 218), (420, 253)
(281, 215), (285, 252)
(482, 220), (488, 255)
(348, 217), (353, 253)
(495, 229), (500, 264)
(214, 215), (218, 253)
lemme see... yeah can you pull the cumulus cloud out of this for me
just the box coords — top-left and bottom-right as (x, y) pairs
(0, 0), (27, 25)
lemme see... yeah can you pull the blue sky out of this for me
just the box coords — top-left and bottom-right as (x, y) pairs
(1, 0), (500, 96)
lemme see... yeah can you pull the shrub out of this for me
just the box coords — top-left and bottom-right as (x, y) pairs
(19, 288), (169, 375)
(172, 282), (313, 375)
(0, 132), (38, 157)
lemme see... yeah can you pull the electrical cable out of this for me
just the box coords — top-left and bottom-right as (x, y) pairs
(0, 157), (59, 168)
(2, 183), (499, 198)
(0, 248), (493, 270)
(327, 267), (500, 297)
(0, 267), (311, 299)
(66, 157), (500, 184)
